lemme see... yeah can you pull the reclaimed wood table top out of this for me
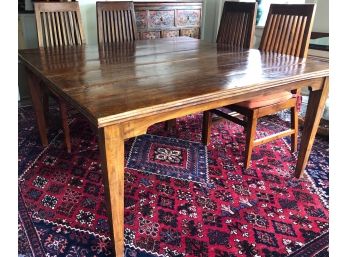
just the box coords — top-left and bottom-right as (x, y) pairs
(18, 37), (329, 128)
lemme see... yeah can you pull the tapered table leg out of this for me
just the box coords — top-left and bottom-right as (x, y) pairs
(99, 125), (125, 257)
(165, 118), (177, 132)
(202, 111), (212, 145)
(295, 77), (329, 178)
(26, 68), (48, 146)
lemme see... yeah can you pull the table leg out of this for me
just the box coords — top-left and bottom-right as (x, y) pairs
(165, 118), (177, 132)
(99, 125), (125, 257)
(295, 77), (329, 178)
(26, 68), (48, 146)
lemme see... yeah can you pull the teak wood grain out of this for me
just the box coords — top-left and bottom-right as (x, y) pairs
(19, 37), (329, 257)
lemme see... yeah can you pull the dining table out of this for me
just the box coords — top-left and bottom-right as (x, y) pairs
(18, 37), (329, 257)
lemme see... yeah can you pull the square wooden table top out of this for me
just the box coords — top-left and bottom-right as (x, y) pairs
(19, 37), (329, 128)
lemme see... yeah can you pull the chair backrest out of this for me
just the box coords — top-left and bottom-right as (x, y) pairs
(96, 1), (138, 44)
(216, 1), (257, 48)
(259, 4), (316, 58)
(34, 2), (85, 47)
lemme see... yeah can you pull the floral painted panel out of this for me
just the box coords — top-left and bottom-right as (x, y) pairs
(162, 30), (180, 38)
(176, 9), (201, 27)
(149, 10), (175, 29)
(180, 28), (200, 39)
(135, 11), (147, 30)
(141, 31), (161, 40)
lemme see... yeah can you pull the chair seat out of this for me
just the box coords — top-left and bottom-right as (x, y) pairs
(236, 91), (293, 109)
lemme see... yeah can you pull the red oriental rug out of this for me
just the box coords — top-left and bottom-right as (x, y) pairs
(18, 105), (329, 257)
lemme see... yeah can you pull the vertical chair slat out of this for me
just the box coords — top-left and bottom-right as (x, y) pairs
(234, 12), (242, 47)
(239, 13), (247, 47)
(35, 10), (44, 46)
(278, 15), (290, 54)
(114, 10), (120, 42)
(270, 15), (282, 52)
(102, 11), (107, 42)
(121, 10), (127, 42)
(287, 15), (298, 55)
(222, 14), (230, 43)
(68, 11), (76, 45)
(107, 11), (112, 43)
(239, 13), (248, 48)
(42, 13), (50, 47)
(110, 11), (116, 42)
(259, 14), (273, 51)
(281, 15), (293, 55)
(116, 10), (121, 42)
(265, 14), (278, 51)
(222, 13), (231, 43)
(63, 12), (72, 45)
(47, 12), (54, 47)
(129, 11), (134, 41)
(55, 12), (63, 46)
(75, 5), (85, 44)
(51, 12), (58, 46)
(125, 10), (131, 41)
(275, 15), (286, 52)
(290, 16), (302, 56)
(228, 13), (237, 45)
(295, 16), (307, 57)
(59, 12), (67, 46)
(73, 12), (82, 45)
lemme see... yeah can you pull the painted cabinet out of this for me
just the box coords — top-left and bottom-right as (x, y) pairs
(134, 1), (203, 40)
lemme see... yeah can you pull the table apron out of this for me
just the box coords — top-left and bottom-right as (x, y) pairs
(102, 76), (326, 140)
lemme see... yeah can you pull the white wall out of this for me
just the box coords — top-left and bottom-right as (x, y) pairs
(311, 0), (329, 33)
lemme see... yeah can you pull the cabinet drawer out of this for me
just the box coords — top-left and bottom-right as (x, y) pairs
(135, 11), (147, 30)
(141, 31), (161, 40)
(176, 9), (201, 27)
(161, 30), (180, 38)
(180, 28), (200, 39)
(149, 10), (175, 29)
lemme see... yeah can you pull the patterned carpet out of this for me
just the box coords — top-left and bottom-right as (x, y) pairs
(18, 104), (329, 257)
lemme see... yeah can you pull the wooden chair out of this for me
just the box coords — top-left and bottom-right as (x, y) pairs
(34, 1), (86, 152)
(202, 3), (316, 169)
(216, 1), (257, 48)
(96, 1), (137, 44)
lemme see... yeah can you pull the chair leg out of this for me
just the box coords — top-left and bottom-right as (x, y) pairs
(202, 111), (212, 145)
(244, 112), (257, 169)
(59, 100), (72, 153)
(290, 106), (298, 152)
